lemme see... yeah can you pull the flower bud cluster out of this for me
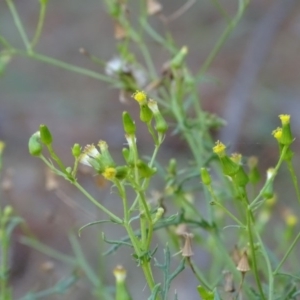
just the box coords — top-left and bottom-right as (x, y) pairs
(212, 141), (248, 187)
(272, 114), (294, 161)
(79, 141), (126, 181)
(132, 90), (168, 134)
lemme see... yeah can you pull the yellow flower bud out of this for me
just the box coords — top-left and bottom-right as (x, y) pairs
(102, 167), (117, 180)
(132, 90), (147, 104)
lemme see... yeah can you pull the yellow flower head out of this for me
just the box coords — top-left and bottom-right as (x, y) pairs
(213, 140), (226, 156)
(132, 90), (147, 104)
(103, 167), (116, 180)
(279, 114), (290, 125)
(272, 127), (282, 141)
(79, 144), (100, 166)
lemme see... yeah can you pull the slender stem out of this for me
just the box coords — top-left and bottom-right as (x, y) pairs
(247, 208), (266, 300)
(5, 0), (31, 51)
(286, 161), (300, 206)
(30, 0), (47, 50)
(211, 0), (231, 24)
(106, 166), (156, 292)
(73, 181), (123, 224)
(47, 144), (68, 173)
(273, 231), (300, 275)
(137, 34), (157, 80)
(250, 146), (287, 209)
(140, 18), (176, 54)
(186, 257), (211, 290)
(208, 186), (245, 227)
(141, 262), (156, 292)
(196, 0), (249, 81)
(115, 180), (129, 223)
(254, 229), (273, 300)
(147, 122), (158, 145)
(40, 155), (122, 223)
(11, 49), (115, 84)
(20, 236), (76, 265)
(129, 142), (161, 213)
(170, 87), (202, 166)
(138, 190), (153, 250)
(110, 181), (142, 261)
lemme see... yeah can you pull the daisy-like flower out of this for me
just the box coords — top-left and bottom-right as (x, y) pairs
(105, 56), (130, 77)
(105, 56), (148, 88)
(79, 144), (100, 167)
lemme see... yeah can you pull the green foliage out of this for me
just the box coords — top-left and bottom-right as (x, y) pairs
(2, 0), (300, 300)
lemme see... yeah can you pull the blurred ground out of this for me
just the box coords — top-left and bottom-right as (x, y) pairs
(1, 0), (300, 299)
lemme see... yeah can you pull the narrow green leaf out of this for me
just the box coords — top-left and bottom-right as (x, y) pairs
(78, 220), (112, 236)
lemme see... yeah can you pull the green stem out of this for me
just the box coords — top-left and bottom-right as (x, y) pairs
(30, 0), (47, 50)
(250, 145), (287, 210)
(40, 155), (122, 223)
(247, 208), (266, 300)
(20, 236), (76, 265)
(138, 191), (153, 250)
(186, 257), (211, 290)
(129, 142), (161, 213)
(73, 181), (123, 224)
(211, 0), (231, 24)
(273, 231), (300, 275)
(115, 180), (129, 223)
(140, 18), (176, 54)
(113, 180), (142, 255)
(47, 144), (68, 173)
(208, 186), (245, 227)
(11, 49), (115, 84)
(137, 37), (157, 80)
(147, 122), (158, 145)
(5, 0), (31, 51)
(254, 229), (273, 300)
(170, 90), (202, 166)
(112, 172), (156, 291)
(286, 161), (300, 206)
(196, 0), (249, 81)
(123, 222), (157, 298)
(141, 261), (156, 292)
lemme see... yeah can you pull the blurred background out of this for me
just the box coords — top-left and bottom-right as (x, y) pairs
(1, 0), (300, 299)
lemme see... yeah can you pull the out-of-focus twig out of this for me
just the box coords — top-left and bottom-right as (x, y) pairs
(160, 0), (196, 23)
